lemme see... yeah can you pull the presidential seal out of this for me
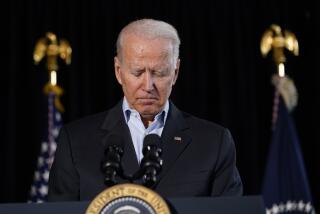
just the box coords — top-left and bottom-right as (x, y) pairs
(86, 184), (171, 214)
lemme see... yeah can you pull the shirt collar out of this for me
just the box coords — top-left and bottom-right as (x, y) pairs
(122, 97), (169, 125)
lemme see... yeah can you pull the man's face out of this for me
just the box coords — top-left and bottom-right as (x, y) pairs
(114, 34), (180, 119)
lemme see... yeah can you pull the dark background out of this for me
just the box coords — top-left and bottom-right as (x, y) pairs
(2, 0), (319, 210)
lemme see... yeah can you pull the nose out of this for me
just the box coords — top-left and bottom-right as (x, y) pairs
(143, 71), (154, 92)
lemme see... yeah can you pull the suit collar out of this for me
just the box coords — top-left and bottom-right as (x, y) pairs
(158, 102), (191, 184)
(163, 102), (189, 132)
(100, 100), (123, 131)
(100, 99), (140, 176)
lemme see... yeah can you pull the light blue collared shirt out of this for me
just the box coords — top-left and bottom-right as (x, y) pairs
(122, 97), (169, 163)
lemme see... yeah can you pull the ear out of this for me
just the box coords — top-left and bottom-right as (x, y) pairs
(172, 59), (180, 85)
(114, 56), (122, 85)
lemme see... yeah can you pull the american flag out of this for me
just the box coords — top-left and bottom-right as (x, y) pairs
(262, 76), (315, 214)
(29, 91), (62, 202)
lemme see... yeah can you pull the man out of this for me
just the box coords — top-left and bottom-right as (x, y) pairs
(48, 19), (242, 201)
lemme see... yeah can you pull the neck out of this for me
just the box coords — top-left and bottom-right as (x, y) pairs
(141, 116), (155, 128)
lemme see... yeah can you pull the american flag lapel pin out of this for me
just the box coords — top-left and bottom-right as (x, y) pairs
(174, 136), (182, 143)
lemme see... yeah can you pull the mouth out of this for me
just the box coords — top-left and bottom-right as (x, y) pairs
(138, 97), (158, 104)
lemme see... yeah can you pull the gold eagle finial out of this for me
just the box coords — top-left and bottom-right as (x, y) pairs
(33, 32), (72, 71)
(33, 32), (72, 112)
(260, 24), (299, 65)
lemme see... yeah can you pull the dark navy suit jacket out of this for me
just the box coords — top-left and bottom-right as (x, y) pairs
(48, 101), (242, 201)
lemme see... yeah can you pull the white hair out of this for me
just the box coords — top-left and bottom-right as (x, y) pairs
(116, 19), (181, 61)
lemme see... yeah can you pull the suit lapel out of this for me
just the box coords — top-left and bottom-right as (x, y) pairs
(158, 103), (191, 183)
(100, 101), (140, 178)
(99, 101), (191, 185)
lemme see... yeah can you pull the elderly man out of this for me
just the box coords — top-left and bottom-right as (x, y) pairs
(48, 19), (242, 201)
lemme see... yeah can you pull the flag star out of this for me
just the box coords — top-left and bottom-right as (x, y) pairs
(55, 112), (61, 121)
(41, 143), (48, 152)
(278, 203), (285, 212)
(34, 171), (40, 180)
(43, 170), (50, 181)
(50, 143), (57, 153)
(38, 157), (44, 166)
(298, 200), (305, 211)
(271, 204), (279, 214)
(265, 209), (271, 214)
(39, 185), (48, 196)
(305, 202), (312, 212)
(286, 201), (293, 211)
(52, 128), (59, 137)
(290, 201), (297, 211)
(46, 156), (54, 167)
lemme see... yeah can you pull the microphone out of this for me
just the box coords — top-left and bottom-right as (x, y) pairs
(140, 134), (163, 188)
(101, 134), (124, 187)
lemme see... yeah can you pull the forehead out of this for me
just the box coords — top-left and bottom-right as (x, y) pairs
(121, 34), (174, 61)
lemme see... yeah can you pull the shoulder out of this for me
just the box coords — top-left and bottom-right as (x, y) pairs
(169, 102), (226, 133)
(169, 102), (231, 141)
(63, 111), (109, 132)
(57, 110), (113, 156)
(178, 110), (234, 148)
(183, 111), (226, 131)
(59, 100), (124, 143)
(62, 100), (123, 133)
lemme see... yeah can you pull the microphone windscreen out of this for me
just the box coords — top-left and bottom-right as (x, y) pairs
(143, 134), (162, 148)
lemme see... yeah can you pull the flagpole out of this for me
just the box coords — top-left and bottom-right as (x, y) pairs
(29, 32), (72, 202)
(260, 25), (315, 214)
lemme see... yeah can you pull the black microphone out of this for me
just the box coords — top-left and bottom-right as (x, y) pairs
(140, 134), (163, 188)
(101, 134), (124, 187)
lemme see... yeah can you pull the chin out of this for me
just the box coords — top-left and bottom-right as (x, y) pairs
(140, 109), (158, 116)
(137, 106), (160, 116)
